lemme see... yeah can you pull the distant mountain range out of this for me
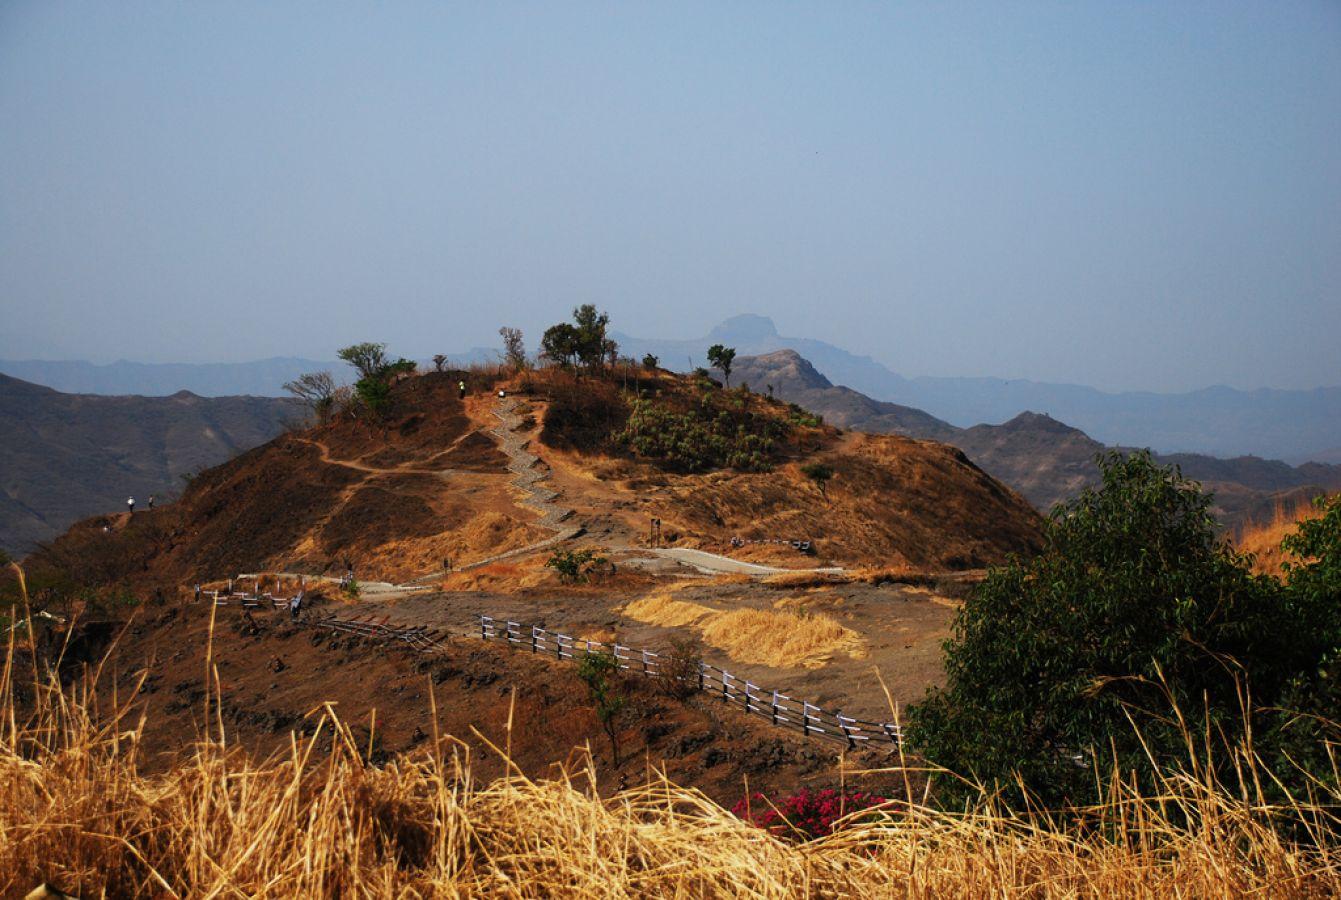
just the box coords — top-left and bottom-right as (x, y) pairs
(0, 349), (497, 399)
(733, 349), (1341, 529)
(613, 315), (1341, 463)
(4, 313), (1339, 461)
(0, 374), (302, 555)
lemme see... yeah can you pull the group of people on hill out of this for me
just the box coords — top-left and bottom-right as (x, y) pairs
(125, 495), (154, 515)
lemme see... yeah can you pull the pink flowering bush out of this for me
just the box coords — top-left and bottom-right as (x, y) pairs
(731, 787), (889, 840)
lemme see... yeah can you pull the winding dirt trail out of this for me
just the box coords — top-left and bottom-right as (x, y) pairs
(293, 437), (464, 479)
(418, 397), (582, 576)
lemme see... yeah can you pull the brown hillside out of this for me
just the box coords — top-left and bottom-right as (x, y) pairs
(0, 373), (301, 555)
(27, 365), (1042, 597)
(30, 371), (544, 591)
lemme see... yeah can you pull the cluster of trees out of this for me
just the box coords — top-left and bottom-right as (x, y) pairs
(282, 311), (747, 436)
(284, 342), (413, 420)
(539, 305), (617, 370)
(907, 451), (1341, 807)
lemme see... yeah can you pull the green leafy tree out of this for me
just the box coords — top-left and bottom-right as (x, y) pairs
(706, 344), (736, 388)
(907, 451), (1305, 807)
(336, 343), (414, 417)
(540, 323), (581, 368)
(572, 304), (611, 368)
(337, 343), (391, 381)
(800, 462), (834, 499)
(641, 353), (660, 370)
(577, 650), (627, 766)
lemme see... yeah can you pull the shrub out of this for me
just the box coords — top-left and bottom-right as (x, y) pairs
(907, 451), (1338, 808)
(545, 548), (608, 584)
(657, 637), (702, 701)
(641, 353), (660, 370)
(732, 788), (888, 840)
(800, 462), (834, 498)
(616, 397), (783, 473)
(577, 650), (626, 765)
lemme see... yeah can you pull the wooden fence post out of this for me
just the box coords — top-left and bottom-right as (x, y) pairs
(771, 690), (780, 725)
(882, 723), (900, 746)
(721, 668), (729, 702)
(641, 649), (651, 676)
(837, 712), (856, 750)
(531, 626), (540, 653)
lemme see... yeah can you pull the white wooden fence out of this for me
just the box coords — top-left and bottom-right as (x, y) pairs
(477, 614), (902, 750)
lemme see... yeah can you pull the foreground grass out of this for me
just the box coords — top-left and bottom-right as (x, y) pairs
(2, 610), (1339, 895)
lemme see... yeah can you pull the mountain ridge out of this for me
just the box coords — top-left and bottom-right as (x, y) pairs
(733, 349), (1341, 525)
(6, 313), (1339, 460)
(0, 373), (303, 555)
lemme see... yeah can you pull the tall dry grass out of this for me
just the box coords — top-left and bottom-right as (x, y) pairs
(4, 571), (1341, 896)
(1235, 494), (1333, 575)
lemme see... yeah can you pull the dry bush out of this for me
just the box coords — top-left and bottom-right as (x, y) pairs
(656, 637), (703, 701)
(762, 571), (847, 589)
(850, 565), (939, 588)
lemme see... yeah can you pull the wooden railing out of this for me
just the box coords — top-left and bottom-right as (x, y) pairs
(293, 611), (904, 750)
(477, 615), (902, 750)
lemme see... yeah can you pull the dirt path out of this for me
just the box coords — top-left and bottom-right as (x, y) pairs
(647, 547), (844, 576)
(294, 437), (464, 479)
(404, 397), (582, 581)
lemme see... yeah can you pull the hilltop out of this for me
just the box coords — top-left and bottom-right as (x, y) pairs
(28, 363), (1042, 594)
(0, 374), (301, 555)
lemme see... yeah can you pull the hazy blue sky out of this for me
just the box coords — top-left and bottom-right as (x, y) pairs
(2, 2), (1338, 392)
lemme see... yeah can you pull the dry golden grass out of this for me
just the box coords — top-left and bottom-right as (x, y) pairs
(760, 571), (847, 589)
(700, 608), (867, 669)
(621, 591), (716, 628)
(5, 634), (1341, 895)
(6, 566), (1341, 897)
(622, 593), (867, 669)
(1235, 494), (1332, 576)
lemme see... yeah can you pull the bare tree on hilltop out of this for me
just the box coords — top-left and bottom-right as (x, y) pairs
(283, 371), (337, 423)
(499, 327), (528, 370)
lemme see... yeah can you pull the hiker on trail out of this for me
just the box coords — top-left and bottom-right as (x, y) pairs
(289, 589), (304, 621)
(458, 380), (467, 400)
(127, 497), (135, 515)
(148, 495), (154, 510)
(194, 584), (202, 603)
